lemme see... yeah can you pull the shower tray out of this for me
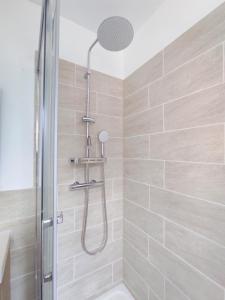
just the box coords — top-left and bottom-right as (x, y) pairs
(95, 284), (135, 300)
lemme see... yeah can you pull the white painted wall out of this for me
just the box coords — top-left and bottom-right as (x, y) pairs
(124, 0), (225, 76)
(0, 0), (40, 190)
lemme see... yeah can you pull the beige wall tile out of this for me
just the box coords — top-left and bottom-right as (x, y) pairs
(165, 162), (225, 204)
(75, 65), (88, 90)
(57, 258), (73, 287)
(112, 178), (123, 200)
(124, 88), (149, 117)
(149, 46), (223, 107)
(58, 265), (112, 300)
(0, 217), (35, 250)
(58, 108), (75, 134)
(76, 88), (96, 113)
(58, 85), (74, 109)
(104, 159), (123, 179)
(11, 246), (34, 279)
(103, 138), (123, 158)
(150, 187), (225, 246)
(58, 209), (75, 236)
(124, 200), (163, 243)
(124, 136), (150, 158)
(148, 238), (224, 300)
(124, 261), (148, 300)
(96, 93), (123, 117)
(74, 111), (91, 136)
(58, 134), (87, 160)
(75, 200), (123, 230)
(57, 159), (74, 185)
(58, 180), (112, 210)
(124, 240), (164, 299)
(165, 280), (189, 300)
(58, 223), (112, 260)
(11, 273), (35, 300)
(124, 106), (163, 137)
(124, 220), (148, 257)
(74, 240), (122, 278)
(59, 59), (75, 86)
(150, 125), (224, 163)
(95, 115), (123, 138)
(164, 3), (225, 73)
(164, 84), (225, 130)
(124, 52), (163, 96)
(113, 219), (123, 241)
(124, 179), (149, 209)
(113, 259), (123, 284)
(75, 113), (123, 140)
(0, 253), (10, 300)
(76, 65), (123, 98)
(59, 86), (96, 112)
(58, 186), (85, 209)
(165, 221), (225, 287)
(58, 231), (81, 260)
(0, 189), (35, 224)
(94, 71), (123, 98)
(125, 159), (164, 187)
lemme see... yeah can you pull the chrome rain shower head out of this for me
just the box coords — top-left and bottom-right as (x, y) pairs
(97, 16), (134, 51)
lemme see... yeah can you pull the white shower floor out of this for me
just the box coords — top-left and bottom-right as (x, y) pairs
(95, 284), (135, 300)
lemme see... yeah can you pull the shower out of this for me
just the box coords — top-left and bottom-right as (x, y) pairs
(70, 16), (134, 255)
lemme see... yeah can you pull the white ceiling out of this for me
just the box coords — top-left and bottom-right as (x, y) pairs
(31, 0), (165, 33)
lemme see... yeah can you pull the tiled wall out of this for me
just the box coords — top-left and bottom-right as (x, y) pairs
(57, 60), (124, 299)
(124, 3), (225, 300)
(0, 189), (36, 300)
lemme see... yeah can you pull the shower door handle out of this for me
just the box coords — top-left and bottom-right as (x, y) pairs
(43, 272), (53, 283)
(42, 217), (53, 228)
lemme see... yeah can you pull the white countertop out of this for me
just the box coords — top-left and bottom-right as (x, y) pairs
(0, 231), (10, 284)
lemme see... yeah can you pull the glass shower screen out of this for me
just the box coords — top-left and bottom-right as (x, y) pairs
(35, 0), (59, 299)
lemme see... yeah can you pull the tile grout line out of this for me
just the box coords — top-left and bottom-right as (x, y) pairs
(124, 258), (151, 298)
(124, 156), (225, 166)
(223, 42), (225, 83)
(124, 81), (223, 118)
(165, 277), (191, 300)
(58, 261), (117, 291)
(124, 42), (223, 98)
(224, 123), (225, 164)
(125, 121), (225, 137)
(154, 222), (222, 294)
(149, 233), (225, 291)
(10, 271), (35, 284)
(124, 179), (225, 208)
(125, 238), (189, 300)
(125, 197), (225, 250)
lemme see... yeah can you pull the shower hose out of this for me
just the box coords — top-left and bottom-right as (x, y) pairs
(81, 162), (108, 255)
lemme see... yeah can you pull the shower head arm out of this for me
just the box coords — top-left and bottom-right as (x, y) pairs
(87, 39), (98, 75)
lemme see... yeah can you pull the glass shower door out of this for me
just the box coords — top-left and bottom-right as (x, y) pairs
(35, 0), (59, 299)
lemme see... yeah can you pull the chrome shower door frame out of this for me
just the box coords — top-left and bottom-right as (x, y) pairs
(36, 0), (60, 299)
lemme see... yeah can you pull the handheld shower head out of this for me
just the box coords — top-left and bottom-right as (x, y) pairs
(99, 130), (109, 143)
(98, 131), (109, 157)
(97, 16), (134, 51)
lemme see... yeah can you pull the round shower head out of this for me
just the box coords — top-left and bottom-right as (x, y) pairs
(97, 16), (134, 51)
